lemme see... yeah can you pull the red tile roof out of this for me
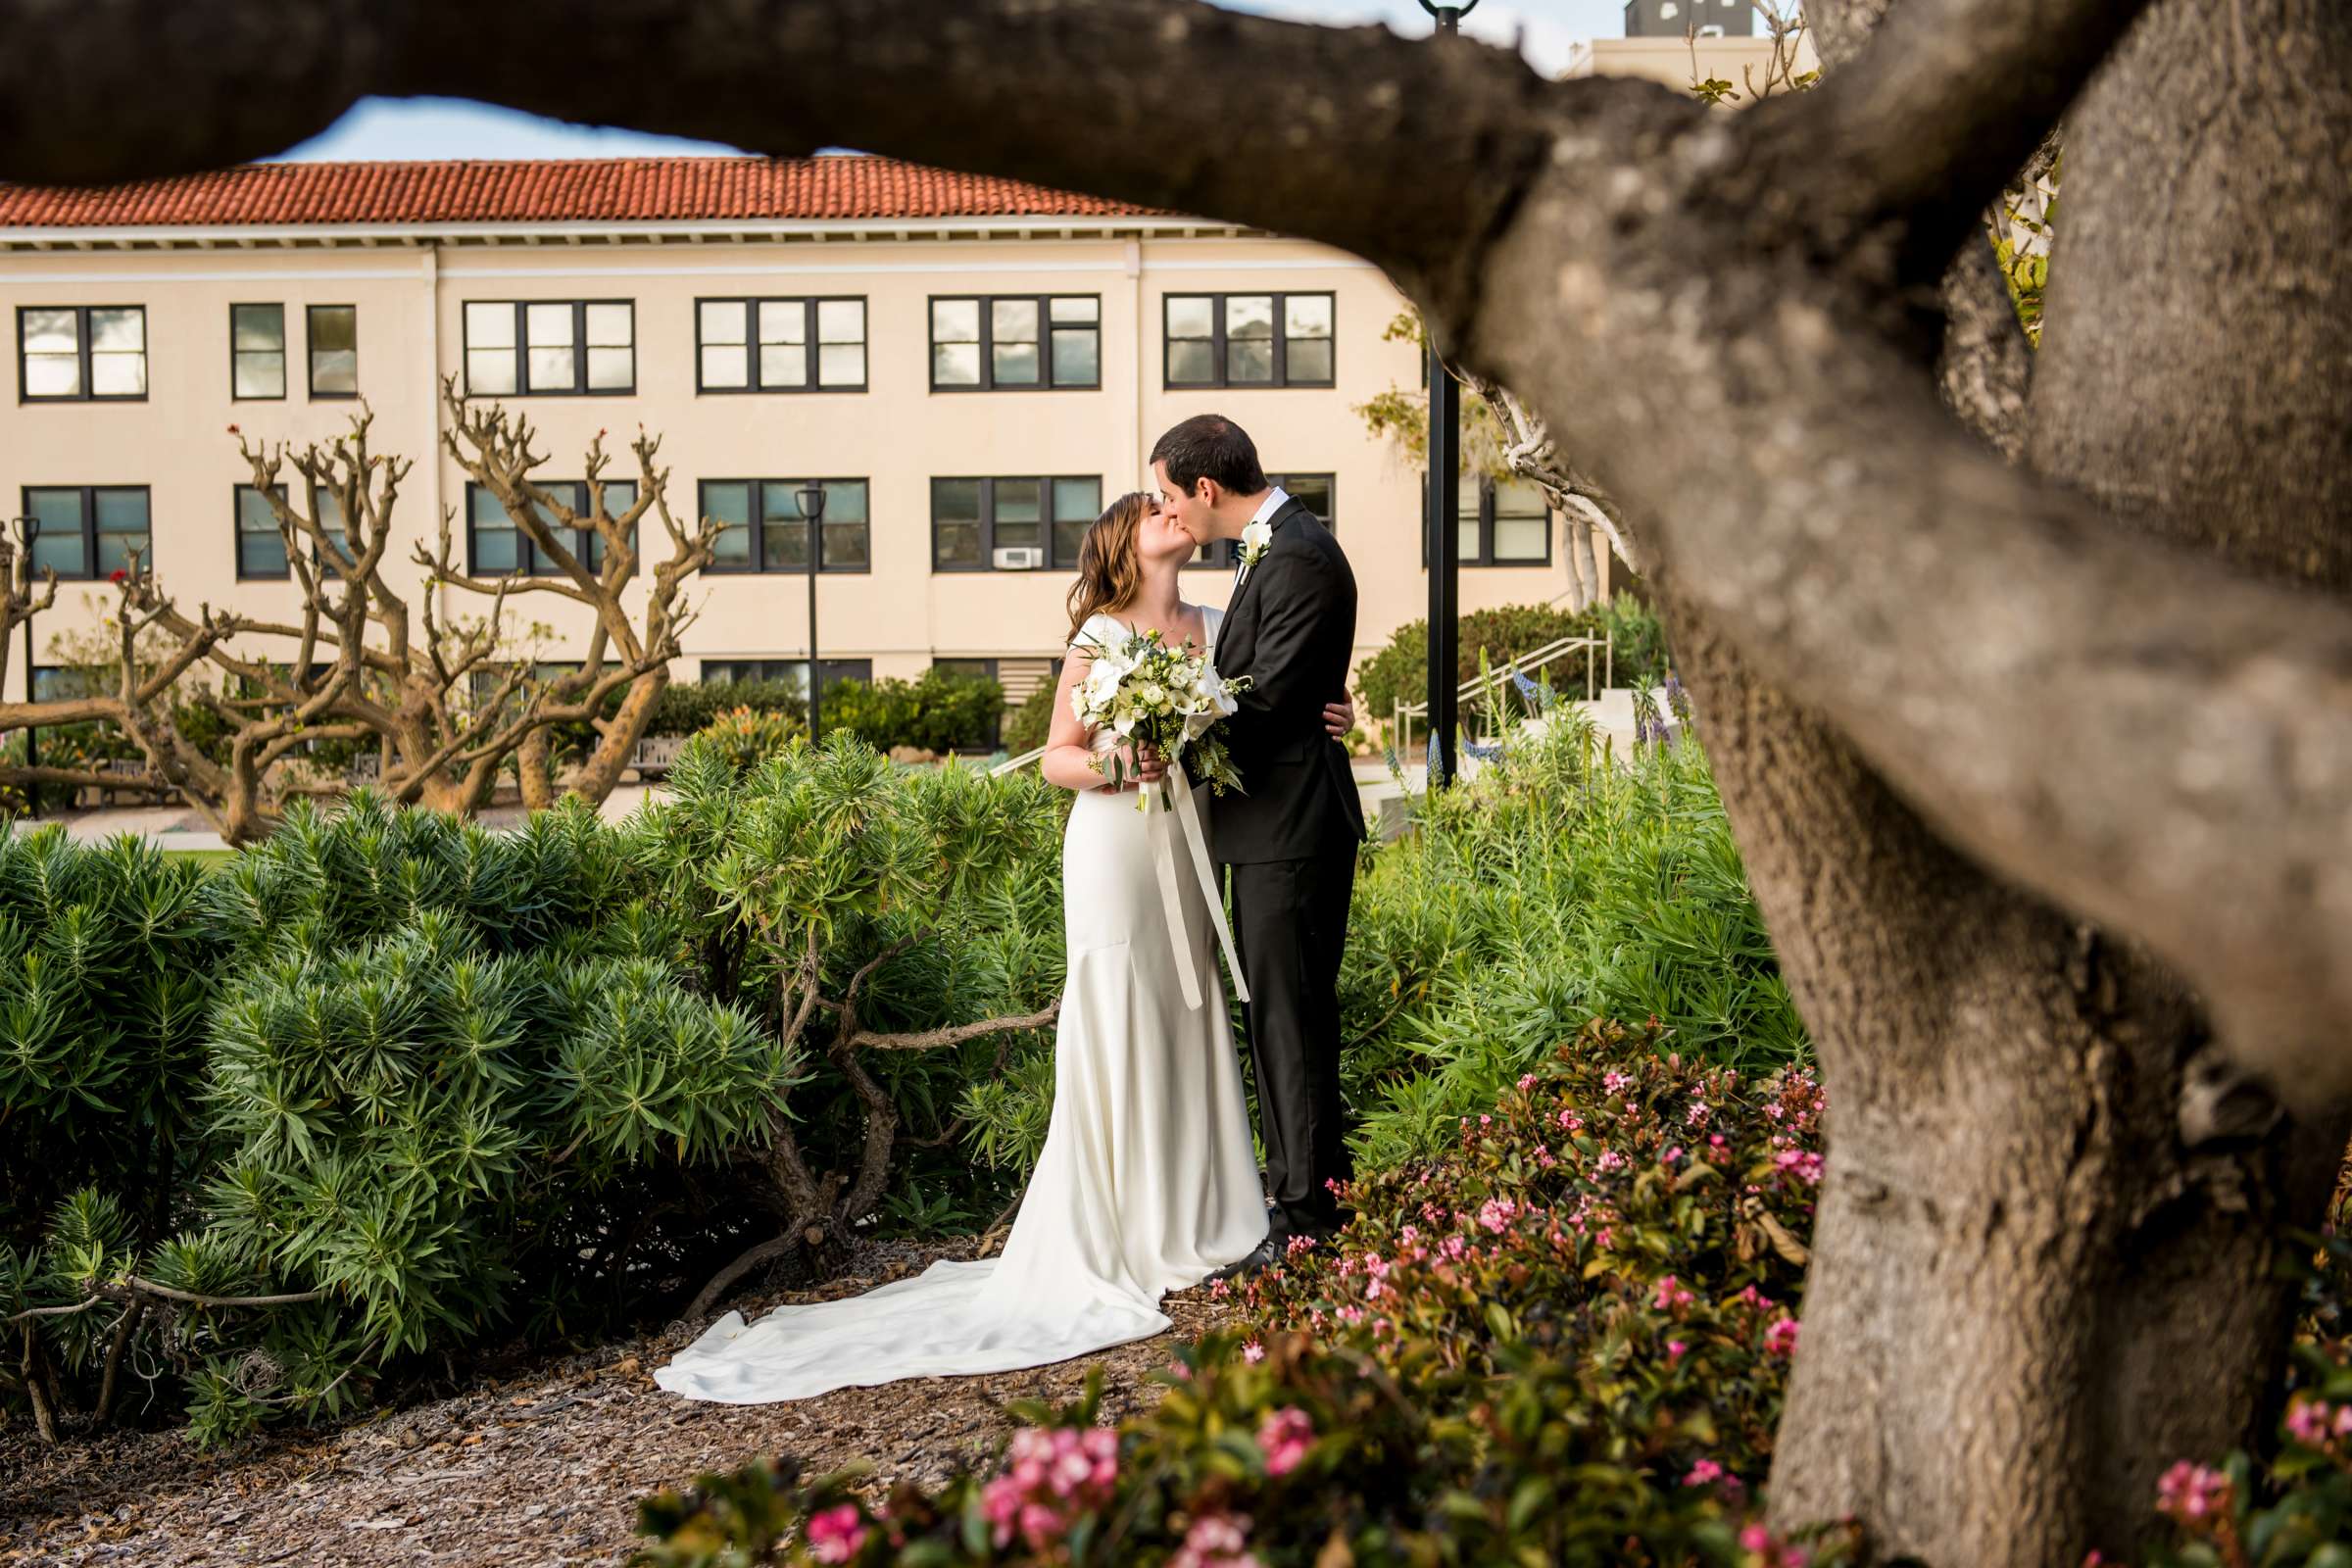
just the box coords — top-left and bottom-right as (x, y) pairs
(0, 156), (1164, 229)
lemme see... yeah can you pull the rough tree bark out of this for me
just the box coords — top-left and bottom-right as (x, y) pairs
(3, 0), (2348, 1557)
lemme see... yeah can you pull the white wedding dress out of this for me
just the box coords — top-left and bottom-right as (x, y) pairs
(655, 610), (1269, 1403)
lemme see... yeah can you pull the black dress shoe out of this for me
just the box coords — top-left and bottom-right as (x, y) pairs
(1208, 1237), (1282, 1283)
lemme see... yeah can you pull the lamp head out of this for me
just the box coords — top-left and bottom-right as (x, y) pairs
(794, 481), (827, 522)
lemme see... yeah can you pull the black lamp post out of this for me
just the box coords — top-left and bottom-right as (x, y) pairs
(794, 480), (827, 740)
(9, 514), (39, 776)
(1419, 0), (1479, 787)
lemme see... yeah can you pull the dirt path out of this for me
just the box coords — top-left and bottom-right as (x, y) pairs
(0, 1240), (1245, 1567)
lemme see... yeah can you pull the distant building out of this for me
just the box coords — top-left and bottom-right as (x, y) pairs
(1625, 0), (1755, 37)
(0, 156), (1602, 711)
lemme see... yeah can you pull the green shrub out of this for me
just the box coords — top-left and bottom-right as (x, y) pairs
(1002, 680), (1059, 756)
(1339, 709), (1805, 1172)
(825, 668), (1005, 754)
(616, 736), (1067, 1285)
(693, 705), (810, 771)
(626, 1019), (1846, 1568)
(0, 798), (788, 1446)
(1354, 595), (1670, 725)
(0, 828), (223, 1264)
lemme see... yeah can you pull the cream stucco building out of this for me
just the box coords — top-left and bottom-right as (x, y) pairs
(0, 156), (1607, 716)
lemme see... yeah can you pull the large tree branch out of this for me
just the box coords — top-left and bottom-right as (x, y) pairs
(1743, 0), (2150, 292)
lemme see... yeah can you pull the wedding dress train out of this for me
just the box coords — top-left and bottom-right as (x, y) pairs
(654, 611), (1267, 1403)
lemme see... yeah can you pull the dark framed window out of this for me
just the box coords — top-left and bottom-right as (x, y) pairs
(700, 658), (871, 699)
(467, 659), (583, 708)
(236, 484), (353, 579)
(931, 476), (1101, 571)
(461, 300), (634, 396)
(308, 305), (358, 398)
(18, 306), (147, 401)
(699, 478), (870, 573)
(230, 304), (286, 400)
(697, 297), (866, 392)
(29, 664), (102, 702)
(466, 479), (639, 577)
(1162, 292), (1334, 388)
(929, 295), (1100, 390)
(21, 486), (149, 579)
(1442, 474), (1552, 566)
(1188, 472), (1336, 571)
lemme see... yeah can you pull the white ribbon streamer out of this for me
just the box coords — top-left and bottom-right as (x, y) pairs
(1143, 763), (1251, 1011)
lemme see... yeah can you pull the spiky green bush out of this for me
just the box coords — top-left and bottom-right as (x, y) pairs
(0, 829), (222, 1260)
(1, 796), (789, 1446)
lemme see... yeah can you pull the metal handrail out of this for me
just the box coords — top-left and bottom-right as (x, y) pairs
(990, 746), (1049, 776)
(1390, 632), (1613, 760)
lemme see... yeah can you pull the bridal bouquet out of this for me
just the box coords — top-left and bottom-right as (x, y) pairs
(1071, 627), (1252, 809)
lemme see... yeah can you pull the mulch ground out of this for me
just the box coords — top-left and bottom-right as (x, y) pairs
(0, 1238), (1248, 1567)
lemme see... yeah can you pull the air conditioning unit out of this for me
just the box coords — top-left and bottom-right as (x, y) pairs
(992, 547), (1046, 570)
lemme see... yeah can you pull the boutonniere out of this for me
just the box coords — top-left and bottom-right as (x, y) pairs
(1238, 519), (1273, 571)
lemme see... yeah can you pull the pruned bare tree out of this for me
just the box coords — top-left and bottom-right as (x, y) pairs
(0, 402), (716, 842)
(433, 377), (719, 809)
(3, 0), (2346, 1556)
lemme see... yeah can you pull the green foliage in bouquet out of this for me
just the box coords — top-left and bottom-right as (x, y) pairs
(626, 1018), (1846, 1568)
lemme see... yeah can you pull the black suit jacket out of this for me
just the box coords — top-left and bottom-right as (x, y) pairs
(1209, 496), (1368, 864)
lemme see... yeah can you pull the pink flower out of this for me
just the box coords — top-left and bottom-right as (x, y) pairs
(1556, 1108), (1584, 1133)
(1764, 1316), (1800, 1356)
(1684, 1458), (1724, 1488)
(1594, 1148), (1627, 1174)
(1687, 1100), (1711, 1125)
(1775, 1149), (1825, 1185)
(1603, 1070), (1633, 1096)
(1243, 1341), (1265, 1363)
(806, 1503), (867, 1563)
(1517, 1072), (1538, 1091)
(1399, 1224), (1419, 1246)
(1285, 1232), (1319, 1256)
(1258, 1406), (1315, 1476)
(1654, 1275), (1695, 1314)
(2286, 1396), (2330, 1446)
(1663, 1146), (1684, 1164)
(1170, 1509), (1260, 1568)
(2155, 1459), (2230, 1522)
(1478, 1198), (1518, 1234)
(1668, 1340), (1689, 1364)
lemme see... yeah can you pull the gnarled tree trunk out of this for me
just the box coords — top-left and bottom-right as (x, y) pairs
(1731, 1), (2352, 1559)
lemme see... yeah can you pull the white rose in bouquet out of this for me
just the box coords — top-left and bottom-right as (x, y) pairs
(1069, 625), (1253, 808)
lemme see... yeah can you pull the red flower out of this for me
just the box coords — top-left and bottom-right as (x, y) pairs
(109, 568), (127, 584)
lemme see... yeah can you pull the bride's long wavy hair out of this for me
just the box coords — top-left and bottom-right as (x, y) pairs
(1066, 492), (1156, 643)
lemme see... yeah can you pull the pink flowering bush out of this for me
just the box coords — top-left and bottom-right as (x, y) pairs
(630, 1017), (1850, 1567)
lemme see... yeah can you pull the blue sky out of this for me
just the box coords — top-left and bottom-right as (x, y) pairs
(279, 0), (1638, 163)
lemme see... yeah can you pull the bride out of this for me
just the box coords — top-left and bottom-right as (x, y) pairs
(655, 491), (1351, 1403)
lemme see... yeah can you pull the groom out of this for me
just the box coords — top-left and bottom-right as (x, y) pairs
(1152, 415), (1368, 1280)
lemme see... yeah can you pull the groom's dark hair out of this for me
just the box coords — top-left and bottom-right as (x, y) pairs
(1151, 415), (1268, 498)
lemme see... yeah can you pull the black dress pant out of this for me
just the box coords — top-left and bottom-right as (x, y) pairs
(1227, 846), (1357, 1239)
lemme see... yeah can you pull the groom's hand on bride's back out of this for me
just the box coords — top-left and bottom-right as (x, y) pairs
(1323, 695), (1355, 739)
